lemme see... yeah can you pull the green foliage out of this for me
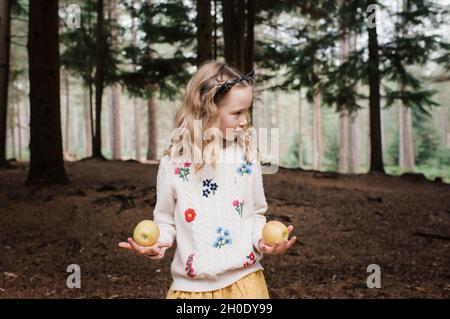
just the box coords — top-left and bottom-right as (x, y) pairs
(120, 0), (196, 99)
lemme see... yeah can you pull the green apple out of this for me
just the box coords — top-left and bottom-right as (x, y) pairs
(133, 220), (160, 247)
(262, 221), (289, 246)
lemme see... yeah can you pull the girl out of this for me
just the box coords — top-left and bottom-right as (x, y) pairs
(119, 61), (297, 299)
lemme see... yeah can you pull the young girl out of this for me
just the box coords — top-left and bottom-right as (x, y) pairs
(119, 61), (297, 299)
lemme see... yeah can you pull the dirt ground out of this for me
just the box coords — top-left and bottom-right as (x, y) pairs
(0, 159), (449, 299)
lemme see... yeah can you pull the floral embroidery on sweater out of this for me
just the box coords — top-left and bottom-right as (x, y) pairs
(236, 161), (253, 176)
(243, 252), (256, 268)
(232, 199), (244, 218)
(175, 162), (191, 182)
(184, 208), (196, 223)
(202, 178), (218, 197)
(185, 253), (196, 278)
(213, 226), (232, 249)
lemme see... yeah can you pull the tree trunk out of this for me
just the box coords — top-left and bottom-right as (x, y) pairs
(444, 105), (449, 149)
(236, 0), (246, 71)
(16, 97), (22, 160)
(245, 0), (255, 120)
(146, 87), (157, 160)
(134, 99), (141, 161)
(401, 104), (414, 170)
(64, 71), (70, 152)
(110, 84), (121, 159)
(213, 0), (218, 60)
(347, 34), (358, 173)
(245, 0), (254, 73)
(222, 0), (237, 68)
(348, 110), (358, 173)
(339, 110), (348, 173)
(298, 89), (304, 167)
(338, 33), (349, 173)
(0, 0), (11, 166)
(196, 0), (213, 66)
(366, 0), (384, 173)
(83, 88), (92, 157)
(131, 3), (141, 161)
(87, 0), (95, 157)
(8, 99), (15, 160)
(27, 0), (68, 184)
(109, 0), (121, 160)
(313, 82), (322, 171)
(93, 0), (105, 159)
(397, 0), (414, 172)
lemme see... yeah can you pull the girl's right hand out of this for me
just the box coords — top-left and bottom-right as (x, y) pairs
(118, 238), (172, 260)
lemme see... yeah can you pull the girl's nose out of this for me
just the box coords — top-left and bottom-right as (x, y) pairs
(239, 115), (247, 127)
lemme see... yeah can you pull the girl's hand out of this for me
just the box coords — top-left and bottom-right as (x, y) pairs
(118, 238), (172, 260)
(259, 225), (297, 255)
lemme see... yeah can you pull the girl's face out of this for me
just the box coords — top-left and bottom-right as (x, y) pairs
(216, 85), (253, 142)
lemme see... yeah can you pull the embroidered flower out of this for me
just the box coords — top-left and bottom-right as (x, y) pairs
(236, 161), (253, 176)
(185, 253), (196, 278)
(175, 162), (190, 182)
(202, 179), (211, 187)
(213, 227), (232, 249)
(202, 178), (218, 197)
(243, 251), (256, 268)
(233, 199), (244, 217)
(184, 208), (196, 223)
(210, 182), (218, 192)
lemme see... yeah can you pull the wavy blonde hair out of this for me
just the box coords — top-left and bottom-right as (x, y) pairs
(162, 60), (258, 173)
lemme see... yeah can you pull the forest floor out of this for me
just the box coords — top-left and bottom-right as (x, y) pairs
(0, 159), (449, 299)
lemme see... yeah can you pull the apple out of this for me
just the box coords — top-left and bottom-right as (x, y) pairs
(262, 221), (289, 246)
(133, 220), (160, 247)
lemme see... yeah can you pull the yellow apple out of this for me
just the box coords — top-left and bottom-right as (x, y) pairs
(262, 221), (289, 246)
(133, 220), (160, 247)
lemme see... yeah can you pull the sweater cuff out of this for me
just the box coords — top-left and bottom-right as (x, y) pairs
(253, 237), (264, 254)
(157, 225), (175, 246)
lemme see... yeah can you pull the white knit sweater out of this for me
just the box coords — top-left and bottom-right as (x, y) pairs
(153, 140), (268, 292)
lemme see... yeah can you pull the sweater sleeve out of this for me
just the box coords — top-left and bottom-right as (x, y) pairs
(153, 156), (176, 246)
(252, 160), (268, 254)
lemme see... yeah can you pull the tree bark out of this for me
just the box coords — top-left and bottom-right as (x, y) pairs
(397, 0), (414, 172)
(298, 89), (304, 167)
(213, 0), (218, 60)
(367, 0), (384, 173)
(93, 0), (105, 159)
(339, 110), (348, 173)
(8, 98), (15, 160)
(348, 110), (358, 173)
(83, 88), (92, 157)
(64, 70), (70, 153)
(109, 0), (121, 160)
(313, 82), (322, 171)
(134, 99), (141, 161)
(110, 84), (121, 159)
(245, 0), (254, 73)
(400, 104), (414, 170)
(16, 96), (22, 160)
(131, 3), (141, 161)
(27, 0), (68, 184)
(338, 33), (349, 173)
(236, 0), (246, 71)
(196, 0), (213, 66)
(222, 0), (237, 67)
(146, 87), (157, 160)
(0, 0), (11, 166)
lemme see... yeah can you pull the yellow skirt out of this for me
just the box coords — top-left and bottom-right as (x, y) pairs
(166, 270), (270, 299)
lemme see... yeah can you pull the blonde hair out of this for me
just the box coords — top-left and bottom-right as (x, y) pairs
(162, 60), (257, 173)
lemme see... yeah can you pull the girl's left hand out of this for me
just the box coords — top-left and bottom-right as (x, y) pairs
(258, 225), (297, 255)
